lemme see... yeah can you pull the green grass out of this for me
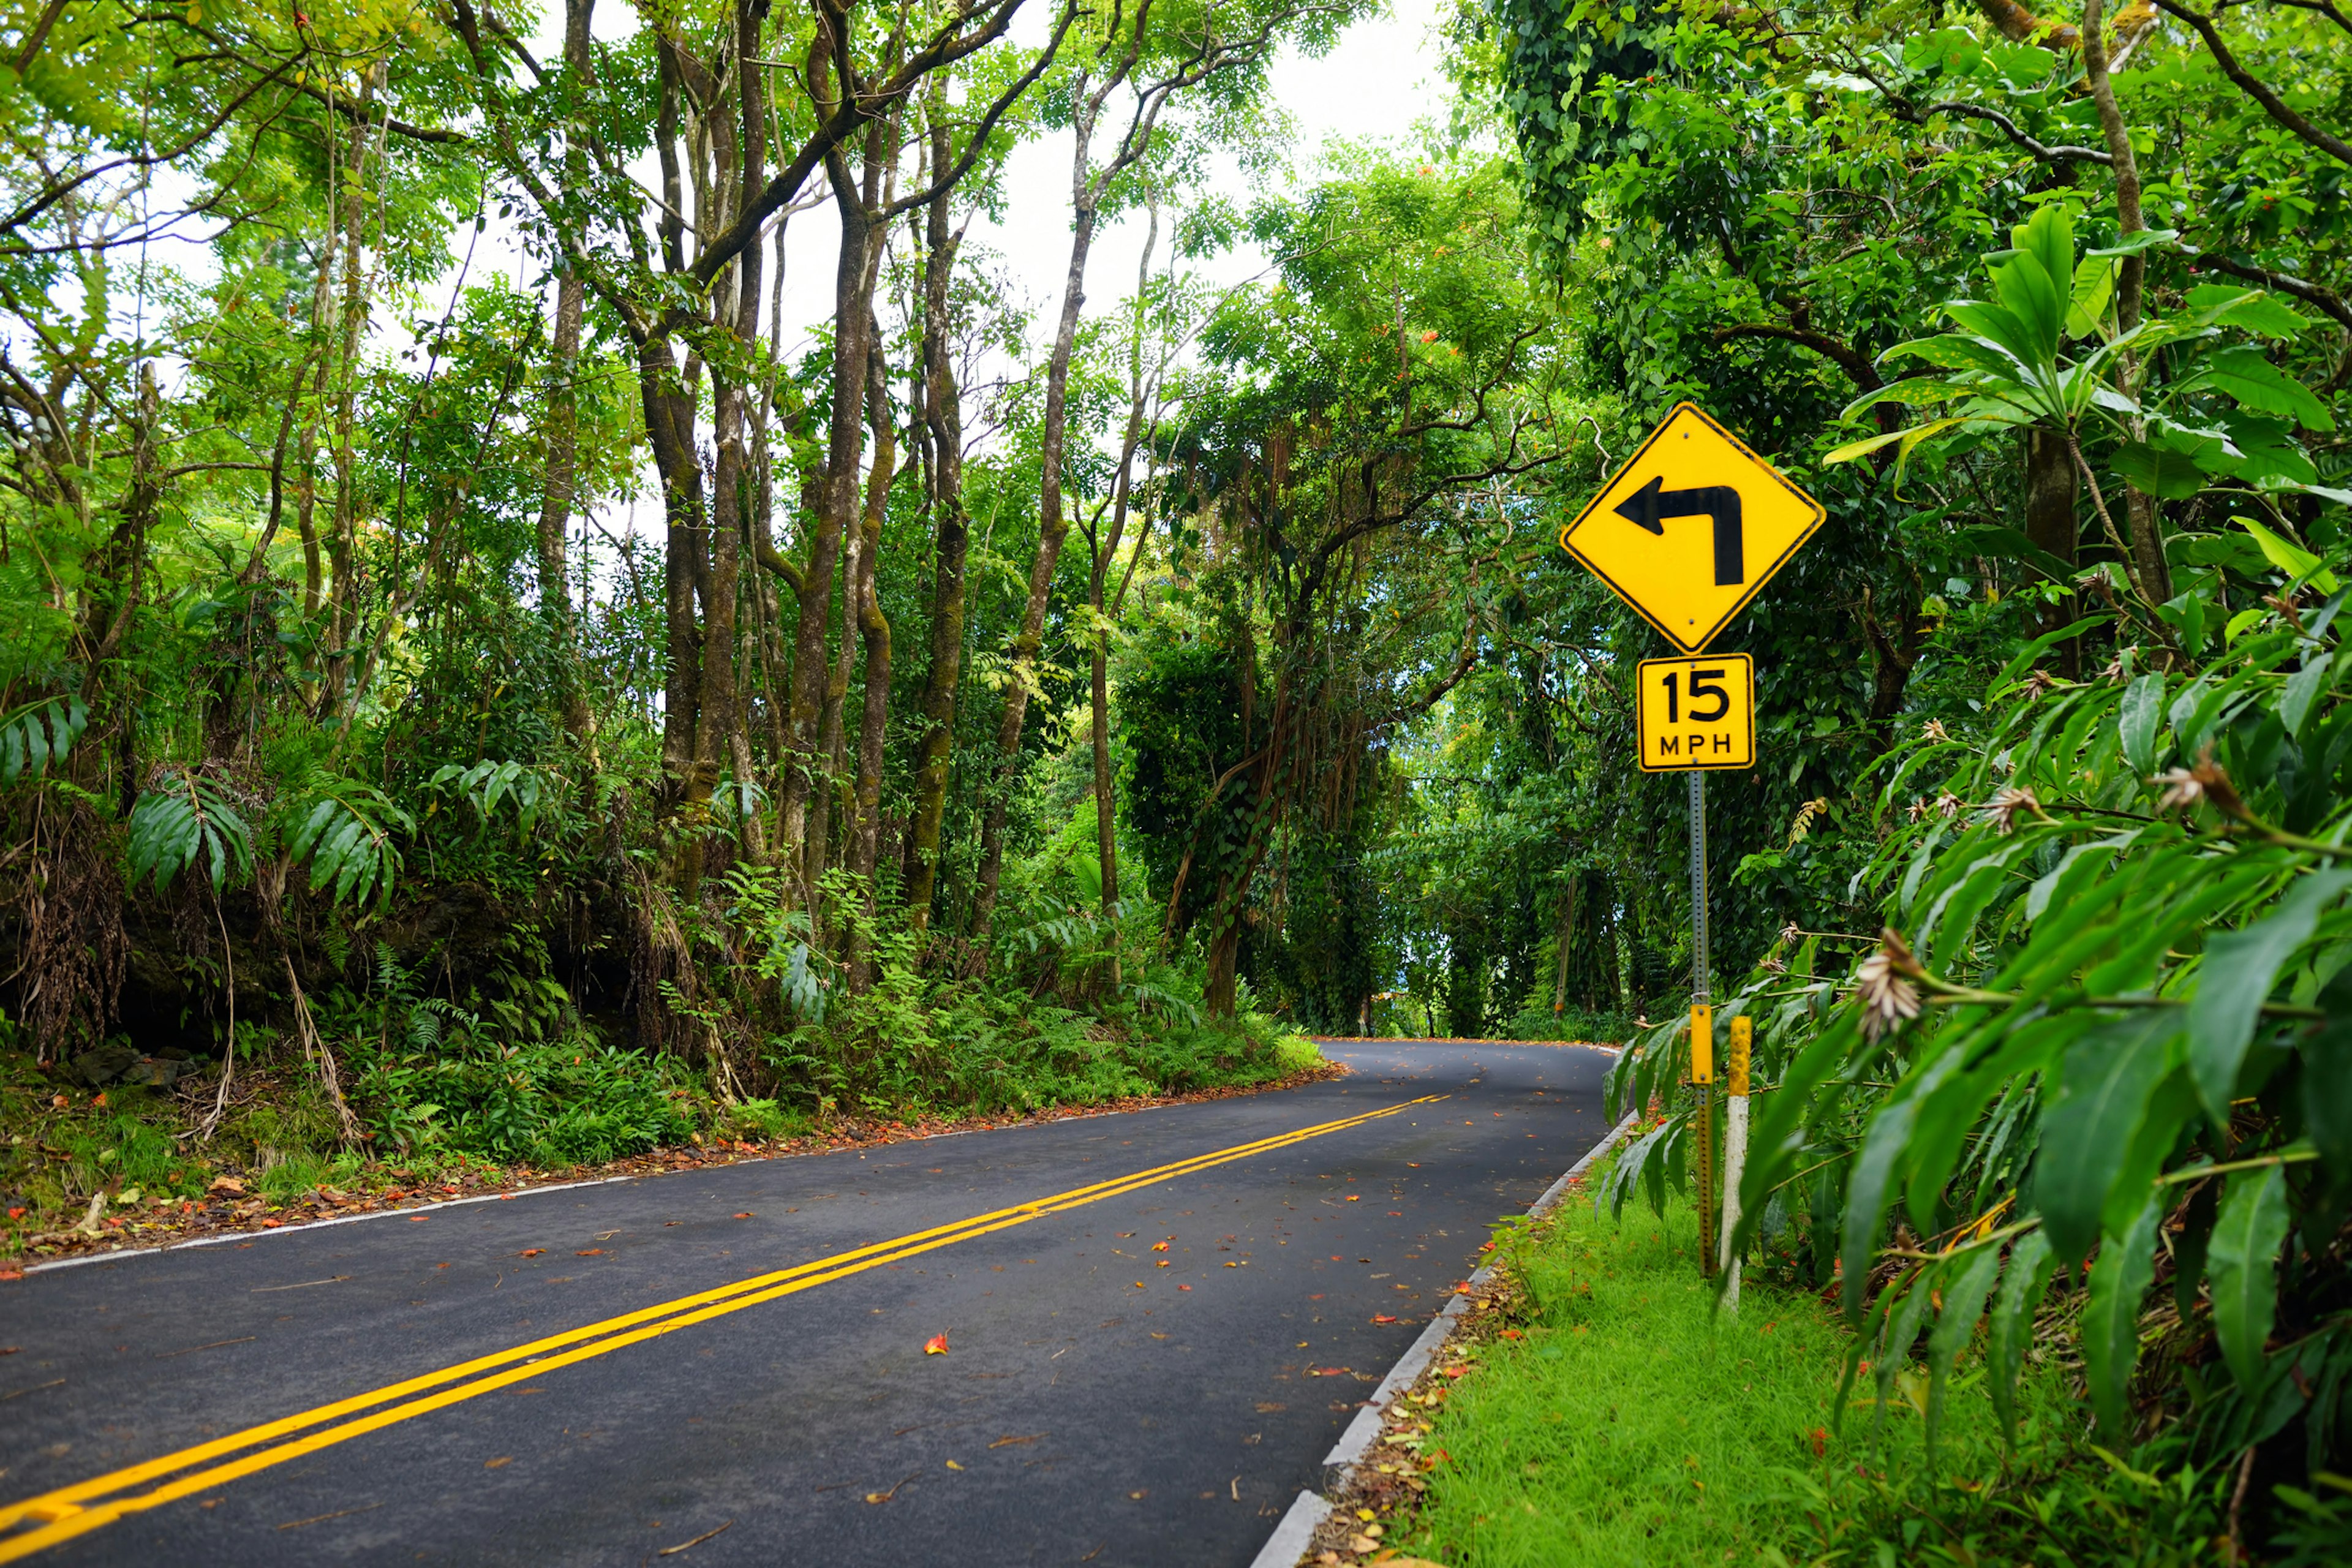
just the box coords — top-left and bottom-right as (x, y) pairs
(1392, 1191), (2214, 1567)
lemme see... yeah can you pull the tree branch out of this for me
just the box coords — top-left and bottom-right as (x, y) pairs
(2154, 0), (2352, 168)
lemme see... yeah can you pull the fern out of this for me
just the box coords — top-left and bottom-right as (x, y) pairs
(126, 772), (253, 892)
(284, 784), (413, 910)
(0, 694), (88, 785)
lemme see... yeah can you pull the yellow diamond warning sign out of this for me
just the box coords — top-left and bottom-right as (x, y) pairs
(1559, 402), (1825, 653)
(1636, 654), (1754, 772)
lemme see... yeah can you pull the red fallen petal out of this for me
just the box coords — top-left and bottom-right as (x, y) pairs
(734, 1213), (753, 1219)
(575, 1249), (604, 1256)
(408, 1215), (429, 1223)
(258, 1219), (279, 1229)
(519, 1249), (545, 1257)
(1178, 1284), (1191, 1291)
(1373, 1315), (1398, 1324)
(924, 1334), (950, 1355)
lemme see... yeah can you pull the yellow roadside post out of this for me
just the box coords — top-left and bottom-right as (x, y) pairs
(1719, 1016), (1752, 1312)
(1556, 402), (1823, 1284)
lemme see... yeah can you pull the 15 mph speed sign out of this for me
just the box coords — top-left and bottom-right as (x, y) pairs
(1635, 654), (1754, 772)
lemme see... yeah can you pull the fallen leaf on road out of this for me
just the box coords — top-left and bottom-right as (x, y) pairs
(484, 1457), (512, 1469)
(575, 1249), (603, 1256)
(989, 1433), (1044, 1448)
(1373, 1315), (1398, 1324)
(1151, 1242), (1169, 1252)
(1345, 1196), (1359, 1202)
(1128, 1491), (1146, 1500)
(733, 1213), (752, 1219)
(1310, 1367), (1348, 1377)
(1133, 1281), (1145, 1289)
(1116, 1232), (1135, 1238)
(0, 1346), (15, 1354)
(1224, 1261), (1237, 1267)
(519, 1249), (544, 1257)
(407, 1216), (428, 1223)
(924, 1334), (949, 1355)
(1178, 1284), (1191, 1291)
(1155, 1260), (1170, 1268)
(944, 1460), (962, 1470)
(1295, 1342), (1309, 1349)
(1330, 1255), (1342, 1261)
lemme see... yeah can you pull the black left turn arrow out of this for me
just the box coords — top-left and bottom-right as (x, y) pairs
(1615, 475), (1744, 586)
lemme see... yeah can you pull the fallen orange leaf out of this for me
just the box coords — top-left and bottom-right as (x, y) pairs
(484, 1456), (512, 1469)
(733, 1213), (753, 1219)
(1152, 1242), (1169, 1253)
(575, 1249), (603, 1256)
(519, 1249), (544, 1257)
(923, 1333), (949, 1355)
(1373, 1315), (1398, 1324)
(1178, 1284), (1191, 1291)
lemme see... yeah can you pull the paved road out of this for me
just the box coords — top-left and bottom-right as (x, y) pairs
(0, 1039), (1613, 1567)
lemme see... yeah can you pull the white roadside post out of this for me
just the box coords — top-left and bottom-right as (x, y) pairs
(1718, 1014), (1752, 1312)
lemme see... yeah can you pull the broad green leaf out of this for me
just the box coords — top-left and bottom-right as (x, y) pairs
(2206, 347), (2335, 432)
(2067, 255), (2116, 339)
(2112, 441), (2206, 500)
(2082, 1195), (2160, 1438)
(2282, 654), (2334, 740)
(2118, 674), (2166, 775)
(2038, 1012), (2182, 1266)
(2086, 228), (2179, 258)
(2239, 516), (2342, 594)
(2185, 284), (2308, 340)
(2188, 870), (2352, 1126)
(2206, 1165), (2290, 1393)
(1988, 1230), (2056, 1444)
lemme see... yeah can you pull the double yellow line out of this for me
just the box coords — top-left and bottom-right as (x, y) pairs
(0, 1094), (1442, 1561)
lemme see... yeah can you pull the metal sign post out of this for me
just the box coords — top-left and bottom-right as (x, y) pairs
(1688, 771), (1716, 1280)
(1555, 400), (1826, 1286)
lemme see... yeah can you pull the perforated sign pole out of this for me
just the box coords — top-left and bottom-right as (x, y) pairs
(1689, 772), (1716, 1280)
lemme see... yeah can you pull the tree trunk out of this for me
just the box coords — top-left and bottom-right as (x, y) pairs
(900, 142), (970, 933)
(535, 0), (599, 756)
(779, 140), (885, 886)
(846, 321), (897, 984)
(2082, 0), (2172, 605)
(972, 104), (1103, 936)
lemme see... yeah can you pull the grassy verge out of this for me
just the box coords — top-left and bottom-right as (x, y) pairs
(1, 1019), (1328, 1268)
(1322, 1183), (2250, 1568)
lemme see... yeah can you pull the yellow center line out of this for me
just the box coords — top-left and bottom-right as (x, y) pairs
(0, 1094), (1445, 1561)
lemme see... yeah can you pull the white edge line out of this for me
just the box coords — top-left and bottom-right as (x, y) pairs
(15, 1175), (644, 1276)
(1248, 1490), (1334, 1568)
(1285, 1108), (1640, 1558)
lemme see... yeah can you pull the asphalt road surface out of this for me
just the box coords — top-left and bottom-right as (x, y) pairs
(0, 1039), (1615, 1567)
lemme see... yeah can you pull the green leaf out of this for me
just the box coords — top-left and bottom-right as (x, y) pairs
(2085, 228), (2179, 258)
(2082, 1194), (2160, 1438)
(2039, 1012), (2182, 1266)
(2206, 347), (2334, 432)
(2185, 284), (2309, 340)
(2112, 441), (2207, 500)
(2282, 654), (2334, 739)
(1924, 1243), (2004, 1463)
(2206, 1165), (2290, 1393)
(1987, 1230), (2057, 1444)
(1843, 1046), (1962, 1317)
(2188, 870), (2352, 1127)
(2118, 673), (2166, 775)
(2302, 1014), (2352, 1183)
(2239, 516), (2342, 594)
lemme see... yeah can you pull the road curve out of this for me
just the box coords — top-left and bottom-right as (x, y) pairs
(0, 1039), (1614, 1566)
